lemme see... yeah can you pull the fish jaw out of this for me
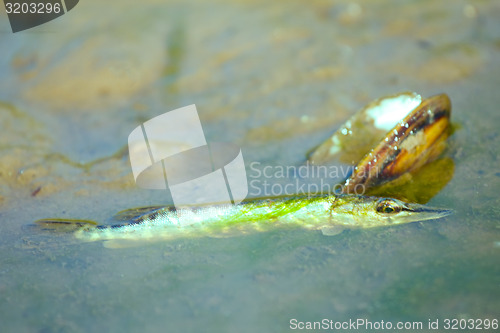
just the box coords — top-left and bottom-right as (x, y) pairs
(327, 195), (452, 229)
(393, 201), (453, 223)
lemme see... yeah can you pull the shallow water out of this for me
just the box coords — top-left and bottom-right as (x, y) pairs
(0, 0), (499, 332)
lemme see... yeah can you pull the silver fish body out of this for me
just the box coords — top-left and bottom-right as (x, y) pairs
(71, 194), (451, 245)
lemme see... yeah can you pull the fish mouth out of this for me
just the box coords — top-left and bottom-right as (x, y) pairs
(404, 204), (453, 221)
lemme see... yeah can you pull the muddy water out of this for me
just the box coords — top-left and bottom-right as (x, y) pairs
(0, 1), (499, 332)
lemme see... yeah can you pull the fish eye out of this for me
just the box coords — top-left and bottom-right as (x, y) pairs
(376, 199), (402, 214)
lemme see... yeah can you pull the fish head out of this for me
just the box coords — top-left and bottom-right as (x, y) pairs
(330, 195), (452, 228)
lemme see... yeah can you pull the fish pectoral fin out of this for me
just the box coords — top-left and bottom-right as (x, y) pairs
(320, 225), (345, 236)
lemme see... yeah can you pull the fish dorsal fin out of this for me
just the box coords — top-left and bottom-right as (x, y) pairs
(112, 206), (168, 222)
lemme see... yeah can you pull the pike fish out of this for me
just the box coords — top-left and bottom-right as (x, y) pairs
(36, 194), (451, 248)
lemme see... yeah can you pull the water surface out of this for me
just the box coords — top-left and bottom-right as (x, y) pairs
(0, 1), (499, 332)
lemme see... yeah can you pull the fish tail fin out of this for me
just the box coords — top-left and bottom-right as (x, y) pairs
(33, 218), (98, 233)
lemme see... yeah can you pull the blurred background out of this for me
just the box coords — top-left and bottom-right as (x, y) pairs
(0, 0), (499, 332)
